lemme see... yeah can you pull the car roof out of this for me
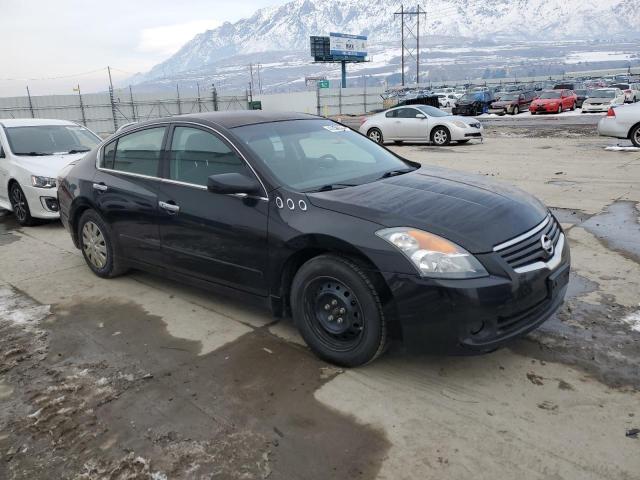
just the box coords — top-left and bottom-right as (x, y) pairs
(0, 118), (80, 128)
(132, 111), (319, 130)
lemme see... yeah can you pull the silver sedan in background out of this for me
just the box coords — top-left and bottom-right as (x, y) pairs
(359, 105), (483, 146)
(597, 102), (640, 147)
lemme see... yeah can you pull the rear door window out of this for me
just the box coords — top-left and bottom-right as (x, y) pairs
(109, 127), (166, 177)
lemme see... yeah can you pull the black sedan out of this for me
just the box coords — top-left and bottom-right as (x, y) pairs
(57, 112), (570, 366)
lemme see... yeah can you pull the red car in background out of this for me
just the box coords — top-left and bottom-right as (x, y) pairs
(529, 90), (577, 114)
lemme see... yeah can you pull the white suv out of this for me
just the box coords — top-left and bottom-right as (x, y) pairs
(0, 119), (101, 225)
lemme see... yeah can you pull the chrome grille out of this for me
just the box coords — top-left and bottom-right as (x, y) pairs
(494, 215), (562, 271)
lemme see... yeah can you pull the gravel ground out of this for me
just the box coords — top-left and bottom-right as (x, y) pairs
(1, 127), (639, 479)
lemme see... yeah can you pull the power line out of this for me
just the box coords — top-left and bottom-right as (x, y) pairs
(0, 66), (135, 82)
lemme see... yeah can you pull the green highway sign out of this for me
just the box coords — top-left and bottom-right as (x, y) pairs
(318, 80), (330, 88)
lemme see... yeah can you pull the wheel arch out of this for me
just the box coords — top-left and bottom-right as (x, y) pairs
(272, 234), (400, 337)
(429, 124), (451, 140)
(627, 121), (640, 140)
(68, 197), (99, 249)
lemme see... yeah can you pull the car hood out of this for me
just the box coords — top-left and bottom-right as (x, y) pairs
(13, 152), (88, 177)
(306, 166), (547, 253)
(584, 97), (613, 103)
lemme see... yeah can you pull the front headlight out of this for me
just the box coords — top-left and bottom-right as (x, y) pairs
(452, 120), (467, 128)
(31, 176), (57, 188)
(376, 227), (488, 279)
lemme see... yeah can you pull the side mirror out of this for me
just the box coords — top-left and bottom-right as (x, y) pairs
(415, 113), (426, 119)
(207, 172), (261, 196)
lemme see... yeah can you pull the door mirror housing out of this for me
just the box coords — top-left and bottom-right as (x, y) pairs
(207, 172), (261, 196)
(415, 113), (426, 119)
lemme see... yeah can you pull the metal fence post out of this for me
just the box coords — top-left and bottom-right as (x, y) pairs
(197, 82), (202, 113)
(26, 86), (35, 118)
(212, 85), (219, 111)
(176, 84), (182, 115)
(316, 83), (321, 116)
(129, 85), (137, 122)
(363, 75), (367, 114)
(338, 87), (342, 115)
(108, 86), (118, 132)
(76, 84), (87, 126)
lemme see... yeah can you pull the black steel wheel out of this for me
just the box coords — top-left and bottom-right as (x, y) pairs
(291, 255), (388, 367)
(77, 209), (128, 278)
(9, 183), (34, 226)
(367, 128), (383, 144)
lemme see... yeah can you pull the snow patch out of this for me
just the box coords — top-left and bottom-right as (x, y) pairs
(0, 286), (51, 330)
(605, 145), (640, 152)
(622, 311), (640, 332)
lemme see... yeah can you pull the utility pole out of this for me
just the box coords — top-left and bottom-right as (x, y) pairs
(248, 64), (255, 95)
(26, 86), (35, 118)
(176, 83), (182, 115)
(212, 84), (218, 111)
(256, 64), (263, 94)
(196, 82), (202, 112)
(107, 66), (118, 132)
(394, 4), (426, 86)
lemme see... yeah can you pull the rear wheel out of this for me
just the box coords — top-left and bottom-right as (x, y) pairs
(9, 183), (35, 226)
(78, 210), (128, 278)
(291, 255), (388, 367)
(431, 126), (451, 146)
(630, 125), (640, 147)
(367, 128), (383, 144)
(512, 105), (519, 115)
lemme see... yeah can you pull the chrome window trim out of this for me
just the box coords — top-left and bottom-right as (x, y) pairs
(513, 233), (565, 274)
(95, 120), (269, 201)
(493, 214), (551, 252)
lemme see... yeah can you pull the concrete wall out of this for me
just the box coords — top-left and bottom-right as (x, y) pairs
(254, 91), (317, 114)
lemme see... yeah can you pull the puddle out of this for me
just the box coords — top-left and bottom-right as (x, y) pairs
(582, 201), (640, 262)
(0, 214), (20, 246)
(2, 296), (390, 479)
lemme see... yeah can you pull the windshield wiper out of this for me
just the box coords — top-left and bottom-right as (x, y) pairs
(15, 152), (51, 156)
(307, 183), (359, 192)
(67, 149), (91, 154)
(378, 168), (415, 179)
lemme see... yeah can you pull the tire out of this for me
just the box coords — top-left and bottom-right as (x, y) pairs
(630, 125), (640, 148)
(431, 126), (451, 146)
(367, 128), (383, 144)
(77, 209), (128, 278)
(512, 105), (519, 115)
(9, 182), (35, 226)
(290, 254), (388, 367)
(570, 102), (575, 111)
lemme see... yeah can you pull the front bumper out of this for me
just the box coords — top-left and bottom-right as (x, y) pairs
(449, 124), (484, 141)
(383, 238), (570, 353)
(582, 104), (610, 113)
(529, 104), (558, 113)
(23, 184), (60, 219)
(452, 105), (478, 116)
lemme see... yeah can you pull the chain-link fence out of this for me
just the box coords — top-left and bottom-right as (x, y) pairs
(0, 87), (250, 136)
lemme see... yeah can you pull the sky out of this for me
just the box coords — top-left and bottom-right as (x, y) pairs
(0, 0), (284, 97)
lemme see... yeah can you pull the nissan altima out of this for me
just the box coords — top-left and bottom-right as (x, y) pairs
(359, 105), (483, 146)
(57, 112), (570, 366)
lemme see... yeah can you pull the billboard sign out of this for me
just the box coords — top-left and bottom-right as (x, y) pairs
(329, 32), (367, 58)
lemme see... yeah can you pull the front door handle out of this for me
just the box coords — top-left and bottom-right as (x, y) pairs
(93, 183), (108, 192)
(159, 200), (180, 214)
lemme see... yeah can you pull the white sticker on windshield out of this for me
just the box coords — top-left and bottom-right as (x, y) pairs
(323, 125), (350, 132)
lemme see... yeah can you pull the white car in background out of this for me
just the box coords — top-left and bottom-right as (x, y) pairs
(435, 93), (458, 108)
(609, 83), (640, 103)
(582, 88), (626, 113)
(597, 102), (640, 147)
(0, 119), (101, 225)
(360, 104), (483, 146)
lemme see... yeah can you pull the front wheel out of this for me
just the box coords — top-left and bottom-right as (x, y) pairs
(431, 126), (451, 146)
(10, 183), (35, 226)
(630, 125), (640, 147)
(367, 128), (383, 144)
(78, 210), (128, 278)
(512, 105), (519, 115)
(290, 255), (388, 367)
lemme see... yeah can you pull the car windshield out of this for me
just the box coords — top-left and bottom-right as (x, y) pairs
(590, 90), (616, 98)
(539, 91), (561, 99)
(233, 119), (415, 192)
(5, 125), (100, 156)
(415, 105), (449, 117)
(460, 93), (477, 102)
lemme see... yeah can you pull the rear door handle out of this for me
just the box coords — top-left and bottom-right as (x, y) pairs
(93, 183), (108, 192)
(159, 201), (180, 214)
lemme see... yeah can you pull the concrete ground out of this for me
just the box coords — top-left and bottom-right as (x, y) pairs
(1, 127), (639, 479)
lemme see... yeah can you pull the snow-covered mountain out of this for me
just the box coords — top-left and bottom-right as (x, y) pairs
(136, 0), (640, 89)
